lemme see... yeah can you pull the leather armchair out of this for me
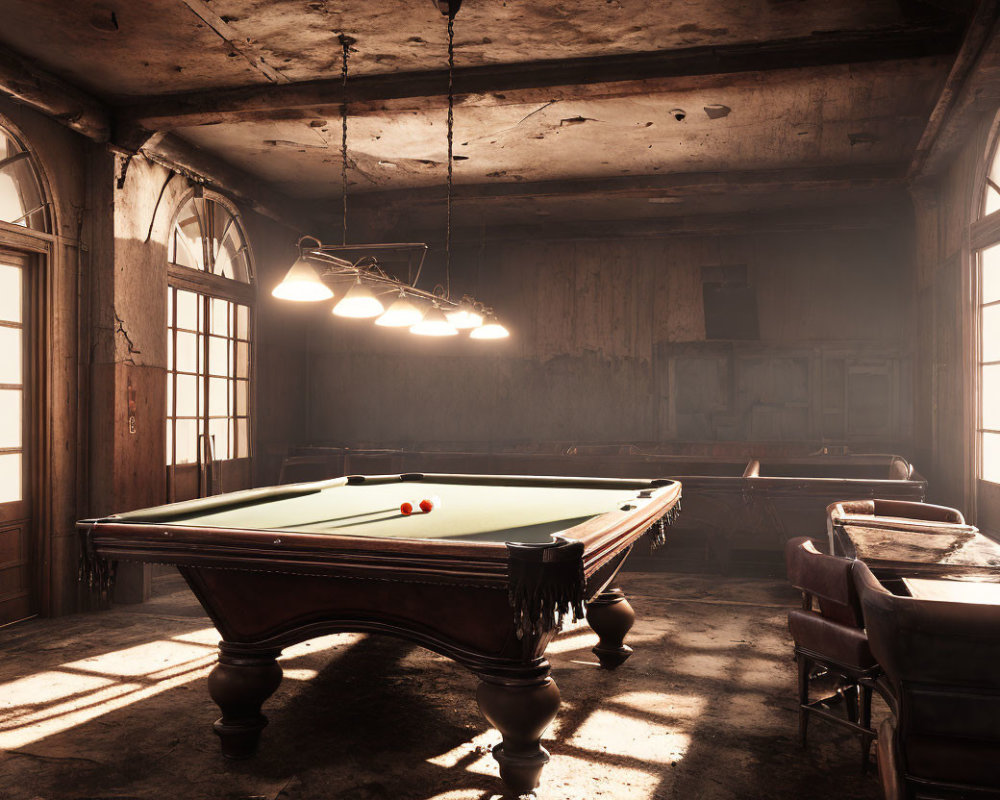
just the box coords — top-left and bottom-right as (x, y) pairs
(786, 537), (879, 770)
(855, 560), (1000, 799)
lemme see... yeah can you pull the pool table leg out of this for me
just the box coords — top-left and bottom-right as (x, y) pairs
(207, 644), (283, 759)
(477, 671), (561, 796)
(586, 587), (635, 669)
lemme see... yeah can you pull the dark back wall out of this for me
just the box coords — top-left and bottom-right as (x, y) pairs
(280, 221), (916, 455)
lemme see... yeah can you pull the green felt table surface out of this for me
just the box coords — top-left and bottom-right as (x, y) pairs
(119, 480), (646, 544)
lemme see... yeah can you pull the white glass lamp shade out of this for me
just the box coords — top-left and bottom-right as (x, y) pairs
(333, 279), (384, 319)
(446, 305), (484, 329)
(375, 293), (424, 327)
(470, 316), (510, 339)
(410, 304), (458, 336)
(271, 257), (333, 302)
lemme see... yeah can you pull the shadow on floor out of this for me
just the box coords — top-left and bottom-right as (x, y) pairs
(0, 571), (883, 800)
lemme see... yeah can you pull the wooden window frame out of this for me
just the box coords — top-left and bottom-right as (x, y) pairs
(968, 118), (1000, 535)
(0, 117), (53, 623)
(165, 192), (255, 502)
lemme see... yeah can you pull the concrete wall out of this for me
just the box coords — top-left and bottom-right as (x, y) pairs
(299, 222), (916, 459)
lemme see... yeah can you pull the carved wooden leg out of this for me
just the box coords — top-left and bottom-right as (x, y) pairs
(477, 673), (561, 796)
(207, 645), (283, 759)
(586, 588), (635, 669)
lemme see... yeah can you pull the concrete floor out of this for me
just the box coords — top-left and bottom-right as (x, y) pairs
(0, 572), (885, 800)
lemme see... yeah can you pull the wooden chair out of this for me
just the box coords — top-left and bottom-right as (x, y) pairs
(855, 560), (1000, 799)
(786, 537), (879, 770)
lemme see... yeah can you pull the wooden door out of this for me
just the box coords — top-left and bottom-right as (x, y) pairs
(0, 252), (33, 625)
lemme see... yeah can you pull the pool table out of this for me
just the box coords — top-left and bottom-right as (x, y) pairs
(282, 447), (926, 568)
(79, 473), (682, 796)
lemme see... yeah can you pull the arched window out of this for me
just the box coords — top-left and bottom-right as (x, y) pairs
(0, 125), (49, 231)
(166, 192), (254, 498)
(973, 132), (1000, 531)
(0, 120), (50, 625)
(168, 193), (252, 281)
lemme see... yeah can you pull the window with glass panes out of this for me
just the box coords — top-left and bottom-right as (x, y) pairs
(0, 125), (50, 231)
(166, 289), (251, 464)
(166, 194), (253, 470)
(0, 259), (24, 502)
(979, 245), (1000, 484)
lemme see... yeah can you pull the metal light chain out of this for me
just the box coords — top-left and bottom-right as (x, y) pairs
(445, 13), (454, 298)
(339, 33), (350, 246)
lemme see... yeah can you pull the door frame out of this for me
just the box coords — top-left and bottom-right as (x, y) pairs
(0, 240), (49, 623)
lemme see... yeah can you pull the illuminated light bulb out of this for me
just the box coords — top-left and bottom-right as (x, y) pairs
(271, 257), (333, 302)
(375, 292), (424, 327)
(446, 305), (484, 329)
(470, 315), (510, 339)
(333, 278), (384, 318)
(410, 304), (458, 336)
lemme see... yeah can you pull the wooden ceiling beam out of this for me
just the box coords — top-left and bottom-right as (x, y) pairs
(909, 0), (1000, 179)
(440, 200), (912, 241)
(420, 201), (914, 243)
(177, 0), (290, 84)
(0, 44), (110, 141)
(117, 24), (962, 132)
(0, 41), (314, 231)
(348, 163), (910, 209)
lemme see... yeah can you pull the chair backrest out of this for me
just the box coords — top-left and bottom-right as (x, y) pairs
(855, 560), (1000, 788)
(829, 498), (965, 525)
(785, 537), (864, 627)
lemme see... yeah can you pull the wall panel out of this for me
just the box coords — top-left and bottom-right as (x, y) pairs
(298, 223), (916, 462)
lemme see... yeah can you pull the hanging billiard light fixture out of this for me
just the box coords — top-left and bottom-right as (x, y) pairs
(376, 289), (424, 327)
(446, 295), (484, 329)
(333, 275), (385, 318)
(407, 0), (509, 340)
(270, 16), (509, 340)
(271, 235), (334, 302)
(470, 309), (510, 339)
(411, 302), (459, 336)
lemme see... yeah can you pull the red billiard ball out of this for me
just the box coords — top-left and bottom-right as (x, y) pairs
(419, 498), (433, 513)
(400, 502), (413, 516)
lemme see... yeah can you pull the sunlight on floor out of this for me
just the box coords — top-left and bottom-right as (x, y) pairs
(0, 633), (217, 750)
(609, 690), (705, 719)
(0, 628), (364, 750)
(567, 690), (703, 767)
(672, 651), (732, 676)
(545, 630), (597, 655)
(426, 728), (498, 775)
(423, 688), (699, 799)
(550, 752), (664, 798)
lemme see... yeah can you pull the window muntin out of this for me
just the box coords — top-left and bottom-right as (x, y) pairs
(166, 194), (253, 469)
(0, 127), (49, 232)
(979, 243), (1000, 483)
(0, 262), (23, 502)
(168, 196), (252, 283)
(166, 289), (251, 465)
